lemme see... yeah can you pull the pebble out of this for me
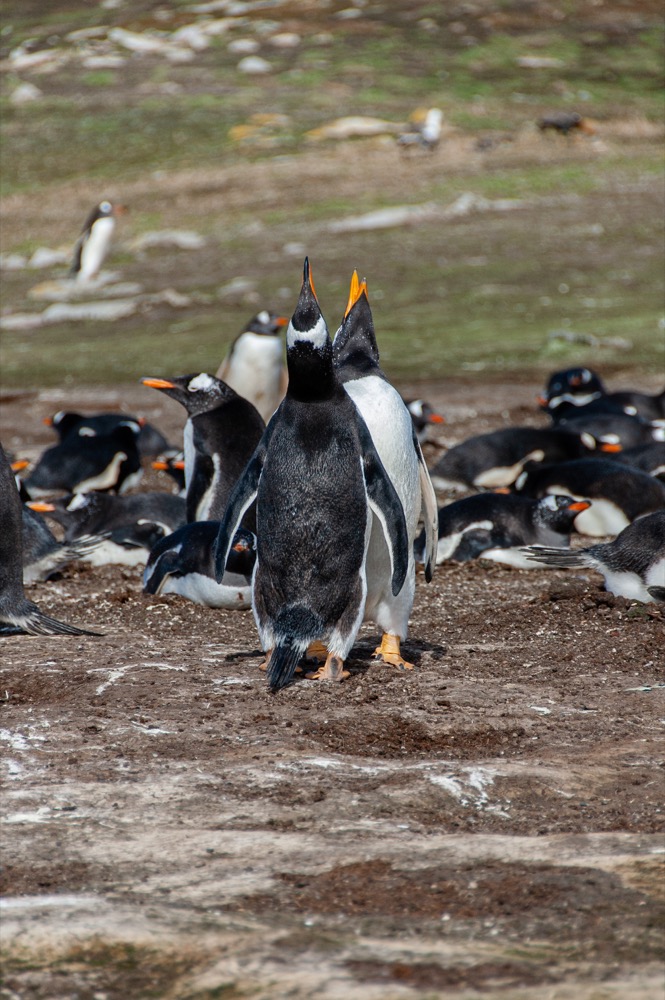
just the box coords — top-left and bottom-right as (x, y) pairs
(237, 55), (272, 75)
(228, 38), (260, 54)
(10, 82), (42, 105)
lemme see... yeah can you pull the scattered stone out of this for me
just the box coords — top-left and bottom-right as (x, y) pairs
(28, 280), (143, 302)
(41, 300), (138, 323)
(170, 25), (210, 50)
(143, 288), (192, 309)
(0, 254), (28, 271)
(108, 28), (169, 54)
(517, 55), (565, 69)
(82, 54), (127, 69)
(0, 313), (43, 331)
(228, 38), (260, 54)
(66, 27), (109, 43)
(28, 247), (70, 269)
(217, 277), (258, 302)
(307, 116), (401, 141)
(7, 48), (69, 73)
(10, 82), (42, 105)
(128, 230), (206, 251)
(268, 32), (301, 48)
(163, 46), (195, 64)
(237, 55), (272, 74)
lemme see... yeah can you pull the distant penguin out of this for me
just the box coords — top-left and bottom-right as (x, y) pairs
(526, 510), (665, 602)
(332, 271), (438, 669)
(513, 458), (665, 536)
(398, 107), (443, 150)
(143, 522), (256, 608)
(540, 367), (665, 423)
(429, 426), (597, 491)
(141, 373), (265, 524)
(555, 411), (662, 451)
(151, 451), (186, 493)
(21, 504), (101, 583)
(70, 200), (125, 283)
(216, 310), (289, 423)
(44, 410), (170, 459)
(214, 258), (409, 691)
(24, 420), (143, 497)
(421, 493), (590, 568)
(538, 112), (595, 136)
(405, 398), (445, 443)
(613, 442), (665, 480)
(29, 491), (186, 566)
(0, 443), (96, 636)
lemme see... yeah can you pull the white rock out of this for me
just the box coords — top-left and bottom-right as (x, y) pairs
(307, 116), (400, 140)
(0, 313), (44, 331)
(171, 25), (210, 50)
(217, 277), (257, 300)
(237, 55), (271, 74)
(164, 46), (195, 63)
(129, 230), (206, 251)
(0, 254), (28, 271)
(269, 32), (301, 48)
(517, 55), (565, 69)
(28, 247), (70, 269)
(108, 28), (169, 54)
(66, 27), (108, 43)
(228, 38), (260, 54)
(28, 280), (143, 302)
(82, 55), (127, 69)
(41, 300), (138, 323)
(200, 19), (235, 37)
(10, 82), (42, 105)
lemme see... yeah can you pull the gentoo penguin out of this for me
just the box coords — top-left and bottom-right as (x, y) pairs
(541, 367), (665, 423)
(538, 112), (595, 136)
(428, 426), (598, 491)
(0, 444), (95, 636)
(398, 107), (443, 150)
(214, 259), (408, 691)
(45, 410), (170, 459)
(143, 523), (256, 608)
(22, 504), (101, 583)
(216, 310), (289, 423)
(419, 493), (590, 569)
(513, 458), (665, 536)
(613, 442), (665, 480)
(526, 510), (665, 602)
(555, 411), (662, 451)
(151, 451), (186, 493)
(70, 200), (125, 283)
(405, 398), (445, 443)
(29, 491), (186, 566)
(141, 373), (265, 524)
(332, 271), (438, 669)
(24, 420), (142, 497)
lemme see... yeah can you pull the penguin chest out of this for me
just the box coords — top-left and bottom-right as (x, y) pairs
(78, 217), (114, 280)
(225, 334), (284, 418)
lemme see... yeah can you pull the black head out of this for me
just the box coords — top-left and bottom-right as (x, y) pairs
(535, 494), (591, 531)
(333, 271), (381, 377)
(245, 310), (289, 337)
(541, 367), (606, 410)
(285, 258), (335, 400)
(45, 411), (83, 440)
(141, 373), (236, 415)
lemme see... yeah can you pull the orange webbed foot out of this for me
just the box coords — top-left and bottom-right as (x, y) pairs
(372, 633), (414, 670)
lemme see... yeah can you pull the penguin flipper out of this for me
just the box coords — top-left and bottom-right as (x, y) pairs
(143, 550), (182, 596)
(414, 433), (438, 582)
(213, 445), (266, 583)
(647, 586), (665, 602)
(1, 601), (99, 637)
(357, 418), (408, 596)
(452, 529), (495, 562)
(523, 545), (589, 568)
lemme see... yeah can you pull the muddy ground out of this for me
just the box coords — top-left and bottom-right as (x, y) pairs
(1, 375), (664, 1000)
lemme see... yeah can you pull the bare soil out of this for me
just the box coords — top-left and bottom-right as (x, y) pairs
(1, 376), (664, 1000)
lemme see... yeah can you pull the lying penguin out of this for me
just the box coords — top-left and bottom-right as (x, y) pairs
(24, 420), (142, 496)
(45, 409), (170, 459)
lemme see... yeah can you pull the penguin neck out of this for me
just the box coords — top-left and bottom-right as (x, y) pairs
(286, 340), (337, 402)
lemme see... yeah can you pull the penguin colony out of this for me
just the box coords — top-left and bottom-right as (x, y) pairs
(2, 242), (664, 685)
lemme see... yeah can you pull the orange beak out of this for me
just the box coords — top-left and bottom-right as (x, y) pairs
(569, 500), (591, 512)
(599, 442), (622, 453)
(113, 203), (128, 216)
(27, 500), (56, 512)
(536, 395), (548, 407)
(10, 459), (29, 472)
(173, 460), (185, 471)
(493, 487), (511, 494)
(141, 377), (176, 390)
(344, 270), (361, 319)
(43, 416), (54, 427)
(152, 461), (168, 471)
(428, 413), (445, 425)
(275, 316), (289, 328)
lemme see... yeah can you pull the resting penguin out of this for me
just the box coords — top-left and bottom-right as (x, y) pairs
(0, 444), (96, 636)
(525, 510), (665, 603)
(24, 420), (143, 497)
(421, 493), (590, 568)
(513, 458), (665, 536)
(44, 409), (170, 460)
(540, 367), (665, 424)
(143, 522), (256, 609)
(70, 199), (125, 283)
(331, 271), (438, 669)
(216, 310), (289, 423)
(140, 373), (265, 524)
(21, 504), (101, 583)
(612, 442), (665, 480)
(214, 258), (409, 692)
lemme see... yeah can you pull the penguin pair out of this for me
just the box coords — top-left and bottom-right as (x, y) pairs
(428, 425), (602, 492)
(0, 444), (96, 636)
(420, 493), (590, 569)
(141, 374), (265, 524)
(214, 260), (436, 691)
(540, 367), (665, 424)
(29, 491), (186, 566)
(70, 200), (126, 283)
(513, 458), (665, 536)
(526, 510), (665, 603)
(24, 419), (143, 497)
(405, 399), (445, 443)
(45, 410), (170, 460)
(216, 310), (289, 423)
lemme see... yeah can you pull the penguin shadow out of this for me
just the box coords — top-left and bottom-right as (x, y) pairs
(345, 637), (448, 676)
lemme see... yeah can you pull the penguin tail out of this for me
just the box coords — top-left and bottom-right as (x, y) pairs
(523, 545), (588, 568)
(7, 601), (100, 637)
(647, 586), (665, 602)
(267, 606), (323, 692)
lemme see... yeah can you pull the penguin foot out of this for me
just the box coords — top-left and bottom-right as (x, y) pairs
(372, 633), (414, 670)
(304, 640), (328, 664)
(305, 654), (349, 683)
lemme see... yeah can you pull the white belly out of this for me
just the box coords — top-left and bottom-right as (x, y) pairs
(221, 333), (284, 420)
(78, 217), (114, 281)
(545, 487), (630, 536)
(161, 571), (252, 608)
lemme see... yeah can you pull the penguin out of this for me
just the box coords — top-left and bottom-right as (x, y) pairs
(555, 411), (662, 451)
(216, 310), (289, 423)
(24, 420), (143, 497)
(538, 111), (595, 136)
(397, 108), (443, 151)
(0, 443), (96, 636)
(44, 410), (171, 459)
(140, 373), (265, 525)
(28, 490), (186, 566)
(151, 451), (186, 493)
(540, 367), (665, 424)
(21, 504), (101, 583)
(143, 523), (256, 608)
(612, 442), (665, 480)
(213, 258), (409, 692)
(404, 398), (445, 443)
(70, 200), (125, 283)
(513, 458), (665, 536)
(525, 510), (665, 602)
(419, 493), (590, 569)
(331, 271), (438, 670)
(428, 426), (599, 491)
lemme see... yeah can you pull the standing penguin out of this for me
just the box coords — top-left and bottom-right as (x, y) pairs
(216, 310), (289, 423)
(332, 271), (438, 669)
(140, 373), (265, 524)
(214, 259), (408, 691)
(0, 444), (96, 636)
(70, 200), (125, 283)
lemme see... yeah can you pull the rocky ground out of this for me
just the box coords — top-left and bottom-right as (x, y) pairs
(1, 376), (664, 999)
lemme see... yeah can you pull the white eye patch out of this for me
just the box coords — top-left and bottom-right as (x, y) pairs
(188, 373), (216, 393)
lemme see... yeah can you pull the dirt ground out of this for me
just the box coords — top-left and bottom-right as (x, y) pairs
(1, 375), (664, 1000)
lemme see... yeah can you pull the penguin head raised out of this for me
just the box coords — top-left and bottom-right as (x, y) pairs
(285, 258), (336, 400)
(141, 373), (237, 416)
(333, 271), (380, 375)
